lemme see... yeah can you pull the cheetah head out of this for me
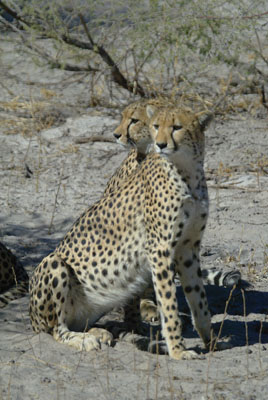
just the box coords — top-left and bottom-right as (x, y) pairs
(114, 100), (151, 154)
(147, 105), (212, 162)
(114, 98), (174, 154)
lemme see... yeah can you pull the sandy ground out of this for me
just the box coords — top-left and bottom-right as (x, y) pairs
(1, 34), (268, 400)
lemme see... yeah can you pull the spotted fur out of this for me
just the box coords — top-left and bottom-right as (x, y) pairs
(0, 242), (29, 308)
(112, 99), (241, 323)
(29, 104), (230, 359)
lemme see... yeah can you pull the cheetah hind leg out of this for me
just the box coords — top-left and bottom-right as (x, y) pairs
(30, 253), (113, 352)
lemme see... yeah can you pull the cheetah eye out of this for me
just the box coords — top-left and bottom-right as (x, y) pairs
(131, 118), (139, 124)
(173, 125), (182, 131)
(153, 124), (159, 130)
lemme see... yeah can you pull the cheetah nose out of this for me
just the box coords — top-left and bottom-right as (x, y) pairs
(156, 142), (167, 150)
(114, 133), (121, 139)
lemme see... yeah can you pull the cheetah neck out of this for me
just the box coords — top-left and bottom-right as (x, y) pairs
(166, 152), (206, 199)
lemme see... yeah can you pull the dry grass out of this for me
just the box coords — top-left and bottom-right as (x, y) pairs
(0, 93), (64, 137)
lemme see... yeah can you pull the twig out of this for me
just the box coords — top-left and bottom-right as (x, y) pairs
(208, 184), (263, 192)
(260, 85), (268, 110)
(241, 289), (249, 380)
(48, 166), (64, 234)
(206, 284), (236, 397)
(78, 14), (146, 97)
(0, 1), (27, 25)
(258, 319), (264, 374)
(197, 11), (268, 21)
(74, 136), (115, 144)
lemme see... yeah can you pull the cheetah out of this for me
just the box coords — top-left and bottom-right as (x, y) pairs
(29, 104), (225, 360)
(112, 99), (241, 322)
(113, 98), (173, 155)
(0, 241), (29, 308)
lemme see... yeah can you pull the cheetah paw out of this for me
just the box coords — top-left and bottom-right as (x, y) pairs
(140, 300), (159, 324)
(58, 332), (101, 352)
(170, 348), (204, 360)
(88, 327), (113, 346)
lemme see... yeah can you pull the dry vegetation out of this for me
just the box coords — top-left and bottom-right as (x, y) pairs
(0, 1), (268, 399)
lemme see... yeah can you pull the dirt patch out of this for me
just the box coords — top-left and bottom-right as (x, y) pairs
(0, 34), (268, 400)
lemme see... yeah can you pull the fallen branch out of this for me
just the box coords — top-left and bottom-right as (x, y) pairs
(74, 136), (116, 144)
(208, 184), (263, 192)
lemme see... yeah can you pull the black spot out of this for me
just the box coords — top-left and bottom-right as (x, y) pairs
(166, 291), (171, 299)
(184, 286), (192, 293)
(52, 277), (58, 288)
(52, 261), (58, 269)
(102, 269), (108, 277)
(194, 240), (200, 247)
(184, 259), (193, 268)
(162, 270), (168, 279)
(195, 285), (200, 292)
(164, 249), (170, 257)
(157, 273), (162, 281)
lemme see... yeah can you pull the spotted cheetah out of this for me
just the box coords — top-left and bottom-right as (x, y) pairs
(0, 242), (29, 308)
(112, 99), (241, 322)
(29, 104), (226, 359)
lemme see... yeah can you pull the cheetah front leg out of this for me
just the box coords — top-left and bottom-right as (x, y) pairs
(176, 245), (213, 349)
(148, 248), (198, 360)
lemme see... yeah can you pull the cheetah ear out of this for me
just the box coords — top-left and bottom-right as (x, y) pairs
(146, 104), (158, 120)
(196, 110), (214, 131)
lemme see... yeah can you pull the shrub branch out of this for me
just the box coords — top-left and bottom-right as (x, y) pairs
(0, 1), (147, 97)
